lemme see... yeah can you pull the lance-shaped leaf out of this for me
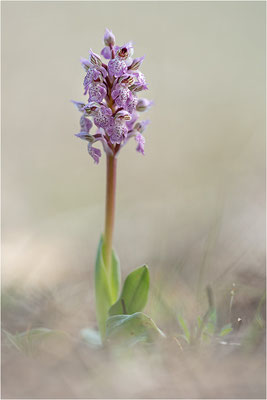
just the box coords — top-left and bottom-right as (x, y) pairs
(95, 236), (121, 340)
(109, 265), (149, 316)
(177, 315), (191, 344)
(106, 312), (165, 346)
(110, 248), (120, 302)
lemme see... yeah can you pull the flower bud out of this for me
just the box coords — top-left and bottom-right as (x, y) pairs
(136, 98), (153, 112)
(104, 28), (115, 46)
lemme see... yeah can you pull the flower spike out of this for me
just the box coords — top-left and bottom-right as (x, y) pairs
(72, 29), (153, 162)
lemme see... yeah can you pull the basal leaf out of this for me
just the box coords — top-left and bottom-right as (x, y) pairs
(204, 321), (216, 336)
(177, 333), (190, 344)
(219, 323), (233, 337)
(208, 308), (217, 325)
(110, 247), (120, 303)
(95, 236), (121, 340)
(3, 330), (24, 352)
(3, 328), (69, 354)
(95, 237), (113, 339)
(177, 315), (191, 343)
(197, 316), (203, 329)
(109, 265), (149, 316)
(106, 312), (165, 346)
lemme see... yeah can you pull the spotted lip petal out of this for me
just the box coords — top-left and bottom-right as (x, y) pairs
(80, 115), (93, 133)
(88, 83), (107, 103)
(108, 58), (127, 78)
(88, 144), (101, 164)
(135, 133), (145, 155)
(107, 122), (128, 145)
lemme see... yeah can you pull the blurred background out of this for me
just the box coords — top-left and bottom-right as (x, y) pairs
(2, 1), (266, 398)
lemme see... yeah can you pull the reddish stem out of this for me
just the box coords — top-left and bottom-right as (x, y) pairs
(102, 44), (118, 268)
(110, 44), (115, 59)
(103, 154), (117, 269)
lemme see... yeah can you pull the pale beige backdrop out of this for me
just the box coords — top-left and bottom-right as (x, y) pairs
(2, 2), (266, 399)
(2, 1), (265, 291)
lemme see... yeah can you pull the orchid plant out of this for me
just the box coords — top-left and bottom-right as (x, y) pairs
(72, 29), (163, 346)
(1, 31), (255, 357)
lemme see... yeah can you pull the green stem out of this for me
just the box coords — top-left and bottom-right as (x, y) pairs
(103, 153), (117, 270)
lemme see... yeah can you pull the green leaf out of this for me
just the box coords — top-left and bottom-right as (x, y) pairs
(109, 265), (149, 316)
(219, 324), (233, 337)
(110, 247), (121, 302)
(177, 333), (190, 344)
(201, 331), (212, 343)
(3, 328), (68, 355)
(197, 316), (203, 329)
(106, 312), (165, 346)
(80, 328), (102, 348)
(203, 321), (216, 336)
(177, 315), (191, 343)
(208, 308), (217, 325)
(3, 330), (24, 352)
(94, 236), (121, 340)
(95, 237), (113, 339)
